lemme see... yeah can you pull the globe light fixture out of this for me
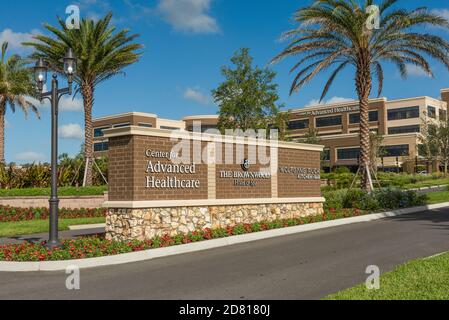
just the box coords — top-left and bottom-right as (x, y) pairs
(34, 58), (47, 95)
(63, 48), (76, 91)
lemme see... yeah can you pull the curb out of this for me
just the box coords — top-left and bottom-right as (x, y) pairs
(68, 223), (106, 231)
(1, 202), (449, 272)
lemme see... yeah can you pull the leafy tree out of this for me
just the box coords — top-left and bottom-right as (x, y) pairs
(272, 0), (449, 191)
(0, 42), (39, 163)
(270, 110), (291, 141)
(299, 128), (321, 145)
(24, 13), (142, 185)
(213, 48), (281, 133)
(369, 132), (385, 172)
(420, 115), (449, 176)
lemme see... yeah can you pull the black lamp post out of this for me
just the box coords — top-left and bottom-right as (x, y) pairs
(34, 48), (77, 249)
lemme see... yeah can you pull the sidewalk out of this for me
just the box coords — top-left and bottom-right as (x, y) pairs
(0, 227), (105, 245)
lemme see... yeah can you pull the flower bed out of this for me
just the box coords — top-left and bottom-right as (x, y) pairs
(0, 208), (364, 262)
(0, 206), (106, 222)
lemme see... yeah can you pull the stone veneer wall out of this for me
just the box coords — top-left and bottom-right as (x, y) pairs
(106, 202), (324, 241)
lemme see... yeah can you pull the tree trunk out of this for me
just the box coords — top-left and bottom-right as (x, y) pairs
(0, 102), (6, 164)
(355, 49), (372, 192)
(82, 83), (94, 186)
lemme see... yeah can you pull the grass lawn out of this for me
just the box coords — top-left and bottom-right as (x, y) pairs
(0, 217), (106, 238)
(426, 191), (449, 204)
(326, 252), (449, 300)
(402, 177), (449, 190)
(0, 186), (107, 197)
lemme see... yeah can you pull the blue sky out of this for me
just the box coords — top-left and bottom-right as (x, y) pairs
(1, 0), (449, 164)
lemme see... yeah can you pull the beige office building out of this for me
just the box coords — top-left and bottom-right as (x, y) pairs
(92, 89), (449, 172)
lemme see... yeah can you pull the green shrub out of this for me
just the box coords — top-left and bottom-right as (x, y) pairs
(334, 166), (351, 174)
(324, 188), (426, 212)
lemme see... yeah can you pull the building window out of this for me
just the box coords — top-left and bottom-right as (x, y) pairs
(440, 109), (447, 121)
(94, 141), (109, 152)
(113, 122), (131, 128)
(369, 111), (379, 122)
(316, 115), (342, 128)
(427, 106), (437, 119)
(349, 111), (379, 124)
(388, 125), (420, 135)
(387, 106), (420, 121)
(383, 145), (409, 157)
(288, 119), (309, 130)
(337, 147), (360, 160)
(94, 127), (109, 137)
(186, 125), (217, 132)
(160, 126), (181, 131)
(138, 123), (153, 128)
(349, 113), (359, 124)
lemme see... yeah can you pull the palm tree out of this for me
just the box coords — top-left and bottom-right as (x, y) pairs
(0, 42), (39, 164)
(24, 12), (143, 186)
(271, 0), (449, 191)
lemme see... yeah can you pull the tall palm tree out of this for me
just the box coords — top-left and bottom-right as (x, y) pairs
(24, 12), (143, 186)
(0, 42), (39, 164)
(272, 0), (449, 191)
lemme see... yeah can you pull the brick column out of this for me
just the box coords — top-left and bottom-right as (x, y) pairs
(271, 146), (278, 198)
(206, 142), (216, 199)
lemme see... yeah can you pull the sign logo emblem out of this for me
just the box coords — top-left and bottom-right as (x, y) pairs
(241, 159), (250, 171)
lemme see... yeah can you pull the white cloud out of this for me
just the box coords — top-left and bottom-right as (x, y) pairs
(304, 96), (353, 107)
(405, 64), (432, 78)
(59, 124), (84, 140)
(432, 9), (449, 22)
(0, 28), (41, 52)
(59, 96), (84, 112)
(183, 87), (212, 105)
(14, 151), (46, 163)
(29, 87), (83, 113)
(157, 0), (219, 34)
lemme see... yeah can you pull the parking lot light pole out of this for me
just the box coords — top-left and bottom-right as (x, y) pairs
(34, 49), (77, 249)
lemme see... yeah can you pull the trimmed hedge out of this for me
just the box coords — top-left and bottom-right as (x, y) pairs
(0, 206), (106, 222)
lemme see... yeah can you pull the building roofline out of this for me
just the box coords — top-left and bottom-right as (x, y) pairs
(182, 115), (219, 121)
(387, 96), (444, 104)
(93, 112), (158, 122)
(103, 126), (325, 152)
(289, 97), (387, 113)
(441, 88), (449, 93)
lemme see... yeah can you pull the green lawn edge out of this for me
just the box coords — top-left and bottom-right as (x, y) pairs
(0, 217), (106, 238)
(325, 252), (449, 300)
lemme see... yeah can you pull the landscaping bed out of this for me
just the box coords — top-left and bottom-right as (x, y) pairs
(0, 206), (106, 222)
(0, 209), (368, 261)
(326, 252), (449, 300)
(0, 187), (439, 262)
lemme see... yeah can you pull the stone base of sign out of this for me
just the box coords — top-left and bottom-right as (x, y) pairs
(106, 202), (324, 241)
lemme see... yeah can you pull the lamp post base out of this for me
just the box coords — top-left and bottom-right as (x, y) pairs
(45, 239), (62, 250)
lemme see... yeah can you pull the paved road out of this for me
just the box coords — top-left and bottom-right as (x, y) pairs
(1, 207), (449, 300)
